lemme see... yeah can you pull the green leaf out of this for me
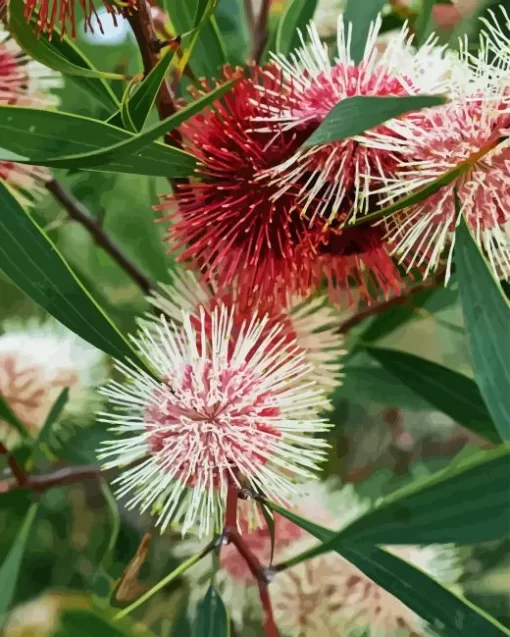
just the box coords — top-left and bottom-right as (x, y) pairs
(0, 182), (148, 367)
(165, 0), (227, 77)
(125, 48), (177, 132)
(368, 347), (501, 444)
(343, 0), (388, 63)
(267, 504), (509, 636)
(301, 95), (445, 148)
(276, 0), (319, 55)
(32, 388), (69, 464)
(9, 0), (119, 111)
(331, 546), (510, 637)
(415, 0), (438, 45)
(258, 500), (276, 566)
(39, 80), (235, 170)
(0, 503), (38, 624)
(455, 215), (510, 441)
(192, 585), (230, 637)
(0, 392), (30, 440)
(0, 106), (197, 178)
(319, 447), (510, 546)
(93, 481), (121, 607)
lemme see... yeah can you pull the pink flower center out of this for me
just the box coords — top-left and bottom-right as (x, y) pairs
(144, 361), (282, 488)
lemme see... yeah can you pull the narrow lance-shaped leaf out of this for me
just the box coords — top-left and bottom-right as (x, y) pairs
(0, 106), (197, 178)
(192, 585), (230, 637)
(32, 387), (69, 464)
(125, 47), (177, 132)
(301, 95), (446, 148)
(0, 182), (150, 370)
(276, 0), (319, 56)
(8, 0), (120, 111)
(343, 0), (389, 63)
(0, 504), (38, 623)
(455, 212), (510, 441)
(368, 347), (501, 444)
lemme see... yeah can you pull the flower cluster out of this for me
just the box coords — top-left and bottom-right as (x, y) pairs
(0, 25), (61, 204)
(160, 13), (509, 304)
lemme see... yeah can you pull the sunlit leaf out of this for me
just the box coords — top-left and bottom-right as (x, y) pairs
(276, 0), (318, 55)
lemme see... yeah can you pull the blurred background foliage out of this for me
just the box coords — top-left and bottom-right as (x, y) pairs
(1, 0), (509, 635)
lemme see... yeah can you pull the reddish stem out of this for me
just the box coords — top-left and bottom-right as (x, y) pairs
(0, 442), (27, 487)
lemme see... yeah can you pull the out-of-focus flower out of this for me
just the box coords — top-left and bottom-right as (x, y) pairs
(179, 481), (463, 632)
(98, 308), (330, 538)
(22, 0), (136, 39)
(261, 15), (451, 224)
(361, 62), (510, 281)
(0, 319), (108, 447)
(0, 25), (62, 204)
(147, 269), (346, 397)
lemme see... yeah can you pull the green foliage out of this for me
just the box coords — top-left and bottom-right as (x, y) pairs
(276, 0), (319, 55)
(343, 0), (388, 62)
(192, 585), (230, 637)
(456, 216), (510, 441)
(301, 95), (447, 148)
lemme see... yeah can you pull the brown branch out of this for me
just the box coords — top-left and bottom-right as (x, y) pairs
(0, 442), (27, 487)
(46, 179), (156, 295)
(252, 0), (271, 63)
(338, 268), (447, 334)
(0, 462), (102, 494)
(222, 481), (279, 637)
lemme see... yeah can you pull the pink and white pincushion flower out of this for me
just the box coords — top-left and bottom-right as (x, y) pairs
(260, 15), (451, 224)
(0, 318), (108, 448)
(0, 25), (62, 204)
(98, 308), (331, 538)
(147, 269), (346, 398)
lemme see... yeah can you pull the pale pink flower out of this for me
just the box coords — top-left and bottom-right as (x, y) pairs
(147, 269), (346, 398)
(258, 15), (451, 224)
(179, 481), (462, 633)
(0, 319), (108, 448)
(98, 308), (331, 538)
(0, 26), (62, 204)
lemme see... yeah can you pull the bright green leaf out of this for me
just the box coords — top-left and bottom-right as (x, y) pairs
(456, 215), (510, 441)
(415, 0), (439, 45)
(9, 0), (120, 111)
(0, 106), (197, 177)
(276, 0), (318, 55)
(165, 0), (227, 77)
(0, 182), (148, 368)
(125, 48), (177, 132)
(192, 585), (230, 637)
(301, 95), (445, 148)
(343, 0), (388, 63)
(318, 447), (510, 546)
(368, 347), (501, 444)
(0, 504), (38, 624)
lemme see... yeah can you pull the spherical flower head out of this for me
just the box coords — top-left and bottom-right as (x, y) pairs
(362, 84), (510, 281)
(157, 65), (322, 307)
(146, 269), (346, 398)
(260, 15), (451, 224)
(0, 318), (108, 447)
(98, 307), (331, 538)
(22, 0), (136, 39)
(0, 26), (62, 204)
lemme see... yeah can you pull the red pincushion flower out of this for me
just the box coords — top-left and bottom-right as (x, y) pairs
(158, 65), (322, 308)
(23, 0), (136, 38)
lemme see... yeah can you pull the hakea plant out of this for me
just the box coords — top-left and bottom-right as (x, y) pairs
(0, 25), (61, 203)
(146, 269), (346, 397)
(98, 306), (332, 538)
(179, 482), (463, 635)
(0, 319), (108, 447)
